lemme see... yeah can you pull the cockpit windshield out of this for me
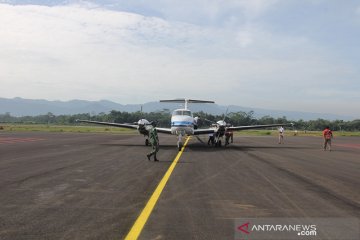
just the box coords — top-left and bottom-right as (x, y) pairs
(173, 110), (192, 116)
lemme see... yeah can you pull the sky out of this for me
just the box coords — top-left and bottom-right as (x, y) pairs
(1, 0), (360, 118)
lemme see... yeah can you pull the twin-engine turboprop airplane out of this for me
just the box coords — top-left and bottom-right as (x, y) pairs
(77, 99), (292, 151)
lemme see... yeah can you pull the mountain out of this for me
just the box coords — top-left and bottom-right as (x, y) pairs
(0, 97), (355, 121)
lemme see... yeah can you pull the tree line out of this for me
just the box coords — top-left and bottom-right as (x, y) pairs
(1, 110), (359, 131)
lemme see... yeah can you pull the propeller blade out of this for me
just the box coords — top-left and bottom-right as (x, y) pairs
(195, 136), (205, 144)
(204, 118), (215, 124)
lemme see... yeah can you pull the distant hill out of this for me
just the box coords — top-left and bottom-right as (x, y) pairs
(0, 97), (354, 121)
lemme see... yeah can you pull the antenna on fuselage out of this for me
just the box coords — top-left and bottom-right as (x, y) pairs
(160, 99), (215, 110)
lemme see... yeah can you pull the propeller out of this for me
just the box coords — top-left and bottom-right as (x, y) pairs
(195, 136), (205, 144)
(205, 107), (230, 127)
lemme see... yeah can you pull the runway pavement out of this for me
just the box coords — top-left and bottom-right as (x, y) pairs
(0, 132), (359, 239)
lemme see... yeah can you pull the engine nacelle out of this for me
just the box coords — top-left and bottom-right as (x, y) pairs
(217, 120), (226, 127)
(137, 119), (151, 136)
(138, 119), (150, 125)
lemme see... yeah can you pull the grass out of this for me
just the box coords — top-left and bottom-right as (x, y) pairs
(0, 124), (137, 134)
(234, 130), (360, 137)
(1, 124), (359, 137)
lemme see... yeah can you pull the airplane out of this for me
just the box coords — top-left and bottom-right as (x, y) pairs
(77, 99), (292, 151)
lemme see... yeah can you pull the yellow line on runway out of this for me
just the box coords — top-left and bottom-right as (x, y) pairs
(124, 136), (191, 240)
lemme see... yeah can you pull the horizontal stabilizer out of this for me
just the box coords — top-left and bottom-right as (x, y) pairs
(160, 99), (214, 104)
(160, 98), (214, 110)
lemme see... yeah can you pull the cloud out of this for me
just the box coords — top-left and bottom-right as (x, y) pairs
(0, 3), (216, 101)
(99, 0), (279, 26)
(234, 0), (279, 19)
(236, 30), (253, 48)
(0, 2), (359, 118)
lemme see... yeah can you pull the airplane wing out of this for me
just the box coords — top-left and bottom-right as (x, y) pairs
(76, 120), (138, 129)
(77, 119), (173, 134)
(193, 123), (293, 135)
(227, 123), (293, 131)
(154, 127), (172, 134)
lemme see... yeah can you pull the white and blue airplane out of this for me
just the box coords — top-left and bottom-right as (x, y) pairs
(77, 99), (290, 151)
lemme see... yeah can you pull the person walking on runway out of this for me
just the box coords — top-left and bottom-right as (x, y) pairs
(147, 122), (159, 161)
(278, 126), (285, 144)
(323, 126), (333, 151)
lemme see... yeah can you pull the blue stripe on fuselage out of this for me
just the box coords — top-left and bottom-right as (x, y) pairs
(172, 121), (193, 126)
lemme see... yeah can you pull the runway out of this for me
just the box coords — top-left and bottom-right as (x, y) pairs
(0, 132), (359, 239)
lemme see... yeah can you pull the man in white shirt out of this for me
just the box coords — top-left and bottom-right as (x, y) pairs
(278, 126), (284, 144)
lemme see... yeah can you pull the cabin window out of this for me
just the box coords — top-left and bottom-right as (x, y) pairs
(173, 110), (193, 116)
(183, 111), (192, 116)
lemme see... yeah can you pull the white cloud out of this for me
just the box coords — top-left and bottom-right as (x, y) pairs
(0, 3), (218, 102)
(117, 0), (279, 27)
(234, 0), (279, 19)
(236, 30), (253, 48)
(0, 2), (359, 118)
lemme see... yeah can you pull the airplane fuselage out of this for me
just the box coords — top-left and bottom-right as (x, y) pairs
(170, 109), (195, 136)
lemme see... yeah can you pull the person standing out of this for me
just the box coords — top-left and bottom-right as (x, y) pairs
(323, 126), (333, 151)
(278, 126), (284, 144)
(208, 133), (215, 145)
(147, 122), (159, 161)
(225, 129), (233, 145)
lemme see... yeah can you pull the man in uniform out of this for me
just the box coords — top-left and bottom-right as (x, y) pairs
(147, 122), (159, 161)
